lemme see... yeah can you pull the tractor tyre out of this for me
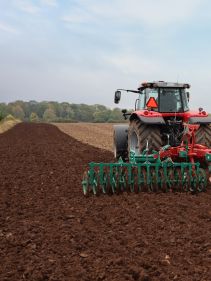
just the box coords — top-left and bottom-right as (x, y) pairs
(128, 119), (162, 154)
(113, 125), (129, 161)
(195, 124), (211, 148)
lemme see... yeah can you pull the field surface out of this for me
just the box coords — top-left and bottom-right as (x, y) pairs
(55, 123), (114, 151)
(0, 123), (211, 281)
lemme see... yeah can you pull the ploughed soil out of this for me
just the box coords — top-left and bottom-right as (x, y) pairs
(0, 123), (210, 281)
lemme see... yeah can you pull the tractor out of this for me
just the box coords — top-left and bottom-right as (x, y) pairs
(82, 81), (211, 195)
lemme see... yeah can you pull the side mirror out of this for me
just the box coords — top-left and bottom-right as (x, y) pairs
(114, 90), (121, 104)
(186, 92), (190, 102)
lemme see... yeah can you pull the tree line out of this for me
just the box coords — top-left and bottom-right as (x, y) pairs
(0, 101), (125, 123)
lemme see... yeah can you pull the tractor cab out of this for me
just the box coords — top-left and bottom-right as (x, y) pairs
(138, 81), (190, 113)
(114, 81), (190, 113)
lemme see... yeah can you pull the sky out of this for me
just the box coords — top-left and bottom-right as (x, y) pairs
(0, 0), (211, 111)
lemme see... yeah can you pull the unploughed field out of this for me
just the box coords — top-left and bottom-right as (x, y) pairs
(55, 123), (114, 152)
(0, 116), (21, 134)
(0, 123), (211, 281)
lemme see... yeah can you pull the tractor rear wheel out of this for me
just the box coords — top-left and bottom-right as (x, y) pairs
(128, 119), (162, 154)
(195, 124), (211, 148)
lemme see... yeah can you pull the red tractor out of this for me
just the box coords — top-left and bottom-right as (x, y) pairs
(113, 81), (211, 162)
(82, 81), (211, 196)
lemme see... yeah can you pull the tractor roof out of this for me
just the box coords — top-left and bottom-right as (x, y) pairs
(138, 81), (190, 91)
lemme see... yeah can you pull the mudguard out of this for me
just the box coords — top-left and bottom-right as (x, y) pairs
(130, 114), (165, 125)
(189, 116), (211, 124)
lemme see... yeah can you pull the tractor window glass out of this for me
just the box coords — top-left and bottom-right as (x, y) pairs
(138, 92), (145, 109)
(181, 90), (189, 111)
(159, 88), (182, 112)
(145, 89), (158, 111)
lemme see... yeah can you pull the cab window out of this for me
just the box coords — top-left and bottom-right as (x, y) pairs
(145, 89), (158, 111)
(159, 88), (182, 112)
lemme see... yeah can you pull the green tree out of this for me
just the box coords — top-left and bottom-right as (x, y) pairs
(0, 103), (7, 120)
(108, 108), (123, 122)
(59, 102), (74, 120)
(94, 104), (107, 111)
(93, 110), (111, 122)
(77, 104), (96, 122)
(11, 104), (25, 120)
(43, 107), (57, 122)
(1, 100), (128, 122)
(35, 102), (48, 119)
(30, 112), (39, 122)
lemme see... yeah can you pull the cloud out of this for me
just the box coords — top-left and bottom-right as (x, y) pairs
(62, 0), (203, 27)
(1, 0), (211, 111)
(40, 0), (57, 7)
(14, 0), (40, 14)
(106, 53), (160, 76)
(0, 22), (19, 34)
(61, 9), (93, 24)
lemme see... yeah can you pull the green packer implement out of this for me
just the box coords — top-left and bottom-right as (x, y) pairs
(82, 145), (210, 196)
(82, 81), (211, 196)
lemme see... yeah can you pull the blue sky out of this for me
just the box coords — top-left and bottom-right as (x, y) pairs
(0, 0), (211, 110)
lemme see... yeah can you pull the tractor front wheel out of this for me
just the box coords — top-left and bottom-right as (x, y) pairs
(113, 125), (129, 161)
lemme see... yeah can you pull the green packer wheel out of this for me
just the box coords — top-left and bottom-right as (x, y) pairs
(91, 171), (99, 196)
(110, 168), (118, 194)
(159, 169), (168, 192)
(125, 166), (136, 193)
(100, 171), (108, 194)
(82, 171), (90, 196)
(168, 167), (182, 192)
(150, 167), (159, 192)
(142, 169), (149, 192)
(132, 167), (139, 193)
(197, 168), (207, 192)
(174, 168), (183, 192)
(182, 168), (190, 192)
(116, 167), (127, 194)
